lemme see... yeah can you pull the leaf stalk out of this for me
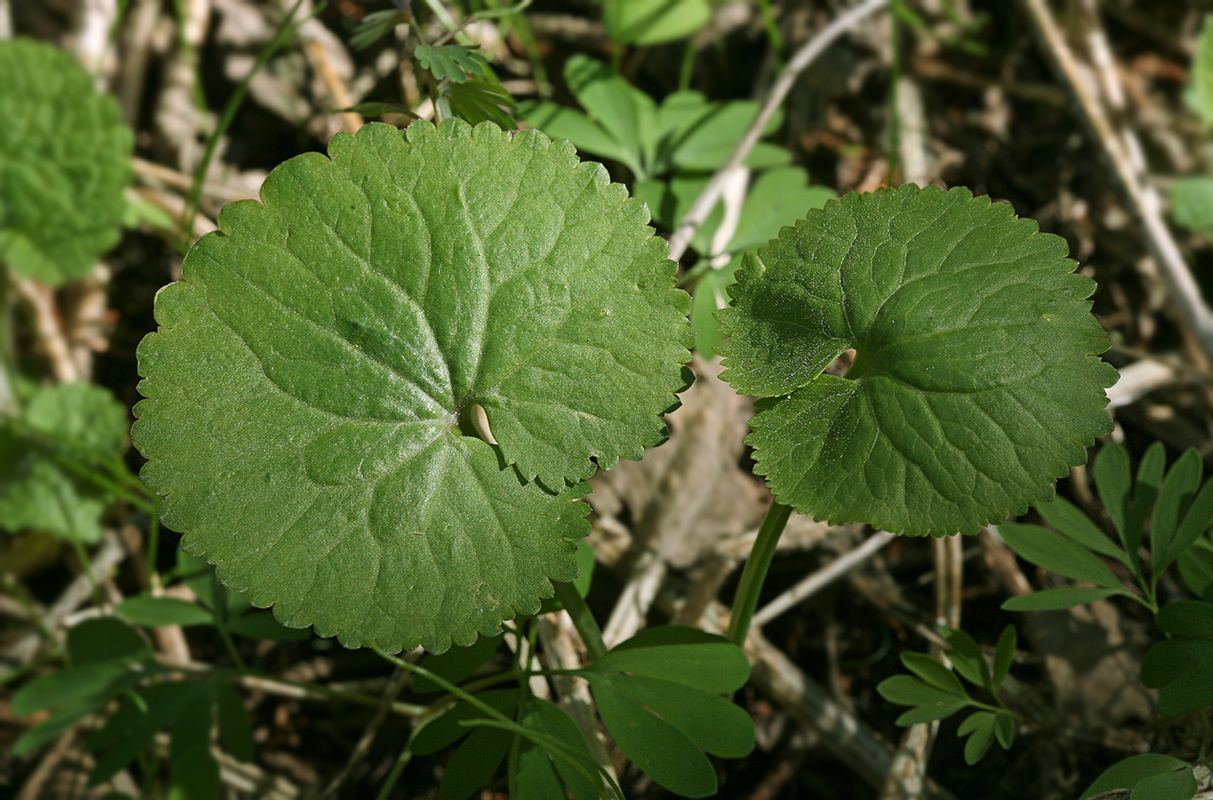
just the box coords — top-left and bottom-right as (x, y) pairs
(727, 500), (793, 646)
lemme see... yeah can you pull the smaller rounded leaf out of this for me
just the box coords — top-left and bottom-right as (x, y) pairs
(718, 185), (1116, 536)
(0, 38), (132, 284)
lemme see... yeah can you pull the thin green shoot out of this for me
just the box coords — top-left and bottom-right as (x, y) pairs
(181, 0), (309, 250)
(727, 501), (793, 645)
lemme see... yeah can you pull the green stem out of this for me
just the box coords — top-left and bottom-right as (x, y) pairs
(0, 265), (17, 417)
(727, 500), (793, 646)
(181, 0), (307, 248)
(756, 0), (784, 71)
(678, 38), (697, 93)
(887, 0), (901, 186)
(553, 581), (607, 661)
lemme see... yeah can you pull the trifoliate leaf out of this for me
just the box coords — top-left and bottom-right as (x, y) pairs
(447, 80), (518, 130)
(133, 120), (691, 653)
(1080, 754), (1194, 800)
(718, 185), (1116, 536)
(416, 44), (489, 84)
(350, 10), (407, 51)
(0, 38), (132, 284)
(0, 383), (129, 542)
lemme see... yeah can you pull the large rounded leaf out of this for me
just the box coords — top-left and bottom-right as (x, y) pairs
(718, 185), (1116, 536)
(133, 120), (691, 652)
(0, 38), (132, 284)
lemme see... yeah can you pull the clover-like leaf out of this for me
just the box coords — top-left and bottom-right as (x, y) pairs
(581, 627), (754, 798)
(416, 44), (489, 84)
(718, 185), (1116, 536)
(133, 120), (690, 653)
(0, 38), (132, 284)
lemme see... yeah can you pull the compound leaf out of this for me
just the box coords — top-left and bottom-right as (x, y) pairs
(133, 120), (690, 653)
(508, 696), (607, 800)
(415, 45), (488, 84)
(447, 79), (518, 130)
(1001, 586), (1123, 612)
(590, 625), (751, 694)
(1036, 495), (1127, 564)
(589, 672), (717, 798)
(998, 522), (1122, 589)
(992, 624), (1016, 686)
(1080, 754), (1192, 800)
(0, 38), (132, 284)
(719, 186), (1115, 536)
(1130, 768), (1198, 800)
(958, 711), (996, 764)
(1094, 442), (1132, 548)
(441, 726), (513, 800)
(1155, 600), (1213, 638)
(1140, 638), (1213, 688)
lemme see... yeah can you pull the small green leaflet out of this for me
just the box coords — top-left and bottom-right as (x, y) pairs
(718, 185), (1117, 536)
(0, 38), (132, 284)
(133, 120), (691, 653)
(581, 627), (754, 798)
(602, 0), (712, 45)
(415, 44), (489, 84)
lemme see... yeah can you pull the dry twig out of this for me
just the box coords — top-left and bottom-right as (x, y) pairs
(1020, 0), (1213, 363)
(668, 0), (890, 262)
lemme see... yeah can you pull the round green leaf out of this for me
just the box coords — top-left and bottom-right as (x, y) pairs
(133, 120), (690, 653)
(0, 38), (132, 284)
(718, 185), (1116, 536)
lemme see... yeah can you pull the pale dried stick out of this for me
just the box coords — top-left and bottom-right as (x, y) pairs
(10, 274), (82, 382)
(668, 0), (890, 262)
(304, 36), (362, 135)
(117, 0), (162, 125)
(1020, 0), (1213, 363)
(17, 727), (80, 800)
(4, 532), (126, 664)
(1107, 359), (1181, 408)
(752, 530), (896, 627)
(537, 612), (617, 784)
(879, 535), (961, 800)
(601, 549), (667, 648)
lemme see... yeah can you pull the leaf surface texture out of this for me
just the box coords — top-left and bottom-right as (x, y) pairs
(134, 121), (690, 651)
(718, 185), (1116, 535)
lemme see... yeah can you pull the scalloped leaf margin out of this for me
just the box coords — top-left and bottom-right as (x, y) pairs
(133, 120), (691, 652)
(718, 184), (1116, 537)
